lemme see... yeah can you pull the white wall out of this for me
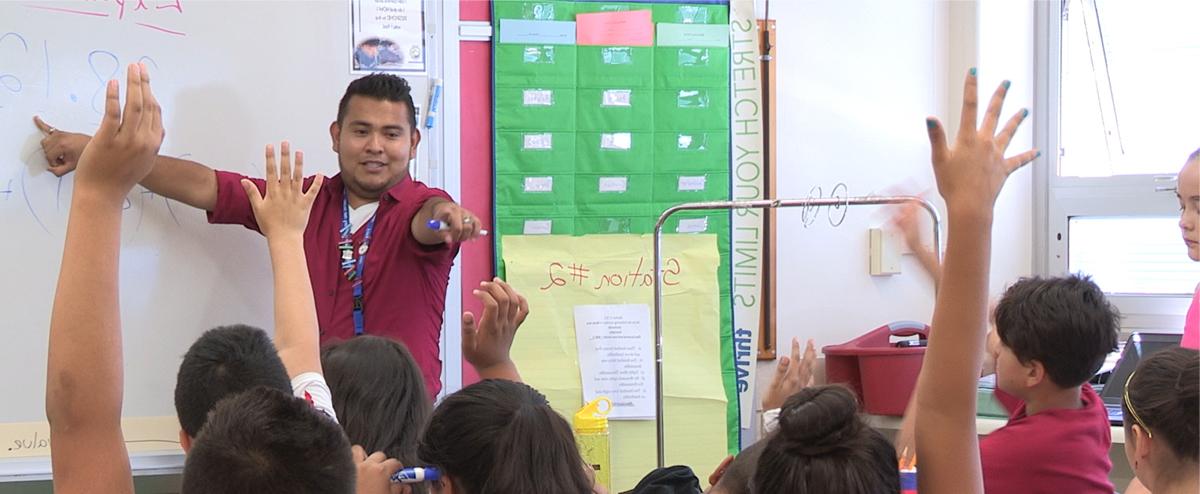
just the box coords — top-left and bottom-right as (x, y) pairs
(745, 0), (1036, 443)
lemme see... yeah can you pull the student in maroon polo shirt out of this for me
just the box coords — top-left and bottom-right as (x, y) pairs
(34, 74), (482, 398)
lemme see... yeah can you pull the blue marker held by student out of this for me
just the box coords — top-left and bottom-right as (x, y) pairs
(391, 466), (441, 484)
(426, 219), (489, 236)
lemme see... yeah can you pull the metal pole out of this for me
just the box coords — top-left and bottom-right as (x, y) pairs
(650, 195), (941, 468)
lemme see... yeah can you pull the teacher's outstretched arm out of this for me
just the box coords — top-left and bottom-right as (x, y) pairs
(35, 116), (218, 211)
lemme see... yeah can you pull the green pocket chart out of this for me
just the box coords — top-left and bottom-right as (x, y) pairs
(494, 87), (577, 130)
(652, 2), (730, 24)
(655, 46), (730, 88)
(493, 0), (578, 23)
(575, 131), (654, 173)
(576, 87), (655, 132)
(653, 131), (729, 173)
(574, 214), (657, 235)
(496, 215), (577, 237)
(577, 46), (655, 88)
(492, 1), (740, 468)
(652, 171), (730, 205)
(654, 87), (731, 131)
(495, 44), (578, 88)
(496, 131), (577, 174)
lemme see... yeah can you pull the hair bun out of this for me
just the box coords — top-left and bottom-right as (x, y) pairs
(774, 385), (863, 457)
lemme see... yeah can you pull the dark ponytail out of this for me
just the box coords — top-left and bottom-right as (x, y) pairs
(753, 385), (899, 493)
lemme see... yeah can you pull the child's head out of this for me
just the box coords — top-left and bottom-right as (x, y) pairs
(1122, 347), (1199, 491)
(417, 379), (593, 494)
(321, 336), (431, 469)
(181, 386), (355, 494)
(1178, 149), (1199, 262)
(752, 385), (898, 494)
(708, 440), (765, 494)
(174, 325), (291, 445)
(992, 275), (1120, 394)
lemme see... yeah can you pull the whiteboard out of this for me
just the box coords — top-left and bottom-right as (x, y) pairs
(0, 0), (444, 434)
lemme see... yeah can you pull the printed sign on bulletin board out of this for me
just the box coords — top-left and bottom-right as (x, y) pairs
(349, 0), (426, 74)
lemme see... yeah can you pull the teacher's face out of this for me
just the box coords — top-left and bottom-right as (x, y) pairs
(330, 95), (421, 203)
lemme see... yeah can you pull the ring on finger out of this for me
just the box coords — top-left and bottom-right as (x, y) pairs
(463, 217), (473, 224)
(47, 127), (57, 135)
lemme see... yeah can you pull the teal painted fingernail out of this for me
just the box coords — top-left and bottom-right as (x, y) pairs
(926, 118), (937, 130)
(1036, 151), (1042, 158)
(1022, 108), (1029, 118)
(1003, 80), (1011, 90)
(969, 67), (977, 76)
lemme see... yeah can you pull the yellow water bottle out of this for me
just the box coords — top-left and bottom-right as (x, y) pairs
(574, 397), (612, 491)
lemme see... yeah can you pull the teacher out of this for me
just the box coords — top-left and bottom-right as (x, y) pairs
(34, 73), (483, 398)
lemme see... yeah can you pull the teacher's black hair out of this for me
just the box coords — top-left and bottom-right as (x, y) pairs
(336, 73), (418, 131)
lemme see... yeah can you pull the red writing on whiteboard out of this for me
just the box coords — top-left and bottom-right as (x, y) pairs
(26, 0), (186, 36)
(539, 256), (681, 292)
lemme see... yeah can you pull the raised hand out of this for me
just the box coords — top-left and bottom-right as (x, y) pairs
(73, 63), (164, 202)
(762, 337), (817, 410)
(462, 278), (530, 381)
(241, 141), (324, 240)
(926, 71), (1038, 214)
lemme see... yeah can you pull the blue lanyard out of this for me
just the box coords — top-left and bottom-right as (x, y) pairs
(340, 192), (376, 336)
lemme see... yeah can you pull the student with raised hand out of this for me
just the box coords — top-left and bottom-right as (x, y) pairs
(912, 69), (1038, 494)
(890, 200), (942, 284)
(39, 62), (351, 494)
(44, 62), (165, 494)
(239, 141), (340, 421)
(461, 277), (529, 382)
(182, 142), (362, 494)
(1121, 347), (1200, 494)
(759, 337), (818, 433)
(753, 385), (899, 493)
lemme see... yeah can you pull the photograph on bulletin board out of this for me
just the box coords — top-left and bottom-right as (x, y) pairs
(349, 0), (426, 74)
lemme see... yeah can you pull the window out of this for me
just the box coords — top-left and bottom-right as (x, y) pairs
(1036, 0), (1200, 331)
(1058, 0), (1200, 177)
(1067, 217), (1200, 295)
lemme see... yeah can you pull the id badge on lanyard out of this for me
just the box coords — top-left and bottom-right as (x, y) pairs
(340, 193), (375, 336)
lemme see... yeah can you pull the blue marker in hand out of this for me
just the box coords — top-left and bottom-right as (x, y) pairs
(391, 466), (441, 484)
(426, 219), (489, 236)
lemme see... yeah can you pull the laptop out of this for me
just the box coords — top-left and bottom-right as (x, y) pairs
(1098, 332), (1182, 426)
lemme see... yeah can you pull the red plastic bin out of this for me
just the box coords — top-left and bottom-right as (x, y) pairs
(822, 321), (929, 416)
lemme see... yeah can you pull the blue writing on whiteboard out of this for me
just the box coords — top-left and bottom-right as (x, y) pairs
(0, 32), (29, 93)
(88, 50), (120, 114)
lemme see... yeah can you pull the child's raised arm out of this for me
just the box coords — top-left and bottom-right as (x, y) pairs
(46, 63), (164, 494)
(240, 142), (325, 378)
(914, 70), (1037, 494)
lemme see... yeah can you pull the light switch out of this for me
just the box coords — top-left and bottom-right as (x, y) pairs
(869, 228), (902, 276)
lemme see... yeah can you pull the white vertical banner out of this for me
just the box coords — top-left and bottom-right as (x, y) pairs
(729, 0), (766, 430)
